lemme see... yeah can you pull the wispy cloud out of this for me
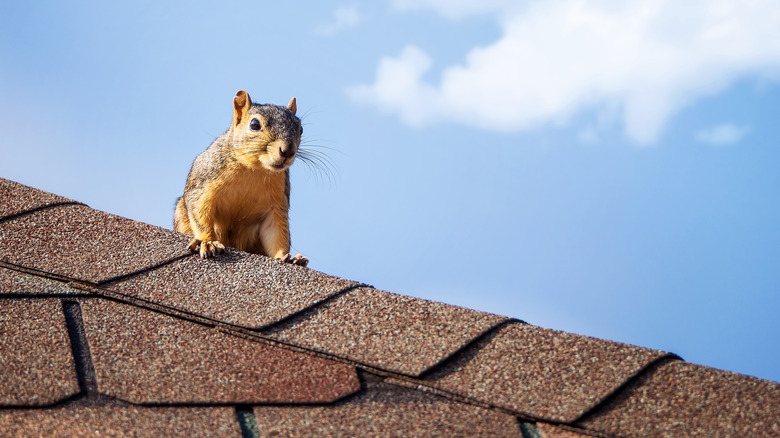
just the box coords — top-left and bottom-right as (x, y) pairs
(391, 0), (517, 20)
(316, 4), (363, 36)
(695, 123), (751, 146)
(350, 1), (780, 144)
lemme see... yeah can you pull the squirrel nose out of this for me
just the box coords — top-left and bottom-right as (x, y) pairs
(279, 144), (295, 158)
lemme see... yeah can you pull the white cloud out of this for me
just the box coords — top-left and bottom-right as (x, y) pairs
(348, 46), (440, 127)
(695, 123), (751, 146)
(316, 4), (363, 36)
(350, 0), (780, 144)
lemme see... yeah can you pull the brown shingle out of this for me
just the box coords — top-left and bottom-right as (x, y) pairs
(424, 322), (671, 422)
(80, 298), (360, 404)
(0, 178), (79, 220)
(0, 299), (80, 406)
(578, 360), (780, 437)
(104, 248), (360, 329)
(251, 375), (522, 437)
(0, 405), (242, 437)
(0, 204), (191, 283)
(0, 266), (76, 295)
(264, 287), (507, 376)
(536, 423), (595, 438)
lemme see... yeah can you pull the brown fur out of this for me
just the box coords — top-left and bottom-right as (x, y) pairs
(174, 90), (307, 266)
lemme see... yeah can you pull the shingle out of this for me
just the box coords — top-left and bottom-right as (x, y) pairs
(535, 423), (594, 438)
(251, 375), (522, 437)
(80, 298), (360, 404)
(0, 177), (79, 220)
(424, 322), (671, 422)
(104, 248), (360, 329)
(0, 204), (191, 283)
(0, 405), (241, 437)
(0, 299), (80, 406)
(0, 266), (76, 295)
(577, 360), (780, 437)
(263, 287), (507, 376)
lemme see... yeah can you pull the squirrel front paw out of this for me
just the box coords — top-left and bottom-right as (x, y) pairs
(188, 239), (225, 259)
(279, 253), (309, 267)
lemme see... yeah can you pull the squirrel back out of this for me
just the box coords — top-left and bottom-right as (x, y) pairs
(174, 90), (308, 266)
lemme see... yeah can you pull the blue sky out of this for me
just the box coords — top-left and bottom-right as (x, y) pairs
(2, 1), (779, 382)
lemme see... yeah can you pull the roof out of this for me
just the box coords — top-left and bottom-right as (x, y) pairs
(1, 176), (778, 437)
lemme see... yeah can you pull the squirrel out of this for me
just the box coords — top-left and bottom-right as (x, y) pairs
(174, 89), (308, 266)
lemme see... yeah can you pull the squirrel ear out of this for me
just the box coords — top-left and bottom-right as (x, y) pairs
(287, 97), (297, 115)
(233, 90), (251, 126)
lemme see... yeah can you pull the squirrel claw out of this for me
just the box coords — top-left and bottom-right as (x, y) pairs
(291, 254), (309, 267)
(188, 239), (225, 259)
(280, 253), (309, 267)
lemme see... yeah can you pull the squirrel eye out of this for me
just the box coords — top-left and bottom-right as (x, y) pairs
(249, 118), (262, 131)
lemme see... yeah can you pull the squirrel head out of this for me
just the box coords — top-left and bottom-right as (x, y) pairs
(230, 90), (302, 172)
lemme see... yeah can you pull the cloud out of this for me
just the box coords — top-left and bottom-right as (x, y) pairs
(350, 1), (780, 144)
(316, 4), (363, 36)
(348, 46), (440, 127)
(695, 123), (751, 146)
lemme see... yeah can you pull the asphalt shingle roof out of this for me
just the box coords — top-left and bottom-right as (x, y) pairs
(422, 322), (672, 423)
(1, 203), (189, 283)
(1, 177), (778, 437)
(1, 299), (79, 407)
(81, 298), (360, 405)
(103, 249), (360, 329)
(578, 360), (780, 436)
(250, 375), (522, 437)
(0, 177), (81, 219)
(0, 404), (241, 438)
(263, 286), (508, 376)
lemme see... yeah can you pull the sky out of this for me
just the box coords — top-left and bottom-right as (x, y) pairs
(1, 1), (779, 383)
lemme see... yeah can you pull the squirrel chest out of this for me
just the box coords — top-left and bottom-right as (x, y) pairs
(209, 167), (288, 249)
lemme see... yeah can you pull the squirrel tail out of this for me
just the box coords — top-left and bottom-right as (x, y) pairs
(173, 197), (192, 234)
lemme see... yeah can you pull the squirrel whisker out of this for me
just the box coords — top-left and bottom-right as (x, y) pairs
(297, 143), (338, 185)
